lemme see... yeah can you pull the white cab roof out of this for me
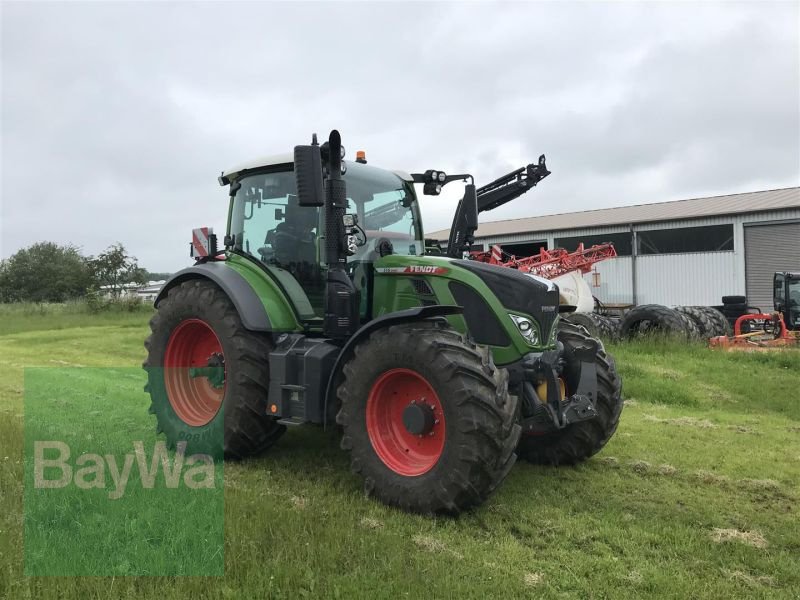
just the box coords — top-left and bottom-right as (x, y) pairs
(222, 152), (412, 182)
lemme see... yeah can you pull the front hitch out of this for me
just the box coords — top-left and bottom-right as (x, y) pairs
(518, 341), (599, 434)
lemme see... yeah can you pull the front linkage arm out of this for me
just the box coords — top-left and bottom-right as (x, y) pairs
(515, 336), (599, 434)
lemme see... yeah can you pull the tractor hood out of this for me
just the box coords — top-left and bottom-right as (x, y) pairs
(453, 258), (561, 345)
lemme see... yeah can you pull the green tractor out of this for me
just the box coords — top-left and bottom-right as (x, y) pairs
(144, 130), (622, 514)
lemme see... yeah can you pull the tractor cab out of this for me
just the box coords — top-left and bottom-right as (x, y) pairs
(222, 155), (424, 324)
(774, 271), (800, 330)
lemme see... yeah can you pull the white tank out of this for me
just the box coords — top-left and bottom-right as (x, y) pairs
(552, 271), (594, 313)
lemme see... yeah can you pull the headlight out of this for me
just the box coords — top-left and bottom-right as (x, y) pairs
(509, 314), (539, 346)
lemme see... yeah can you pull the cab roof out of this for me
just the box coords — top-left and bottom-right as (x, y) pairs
(221, 152), (413, 183)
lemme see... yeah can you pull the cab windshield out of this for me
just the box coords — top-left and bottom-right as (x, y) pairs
(228, 162), (423, 267)
(345, 164), (422, 257)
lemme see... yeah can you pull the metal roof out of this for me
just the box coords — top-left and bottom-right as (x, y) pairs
(428, 187), (800, 240)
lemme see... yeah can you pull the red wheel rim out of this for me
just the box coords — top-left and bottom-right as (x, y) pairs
(164, 319), (225, 426)
(366, 368), (445, 476)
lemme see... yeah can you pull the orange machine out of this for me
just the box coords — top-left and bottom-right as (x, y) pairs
(709, 312), (800, 350)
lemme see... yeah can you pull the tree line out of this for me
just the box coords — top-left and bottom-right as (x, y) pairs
(0, 242), (165, 303)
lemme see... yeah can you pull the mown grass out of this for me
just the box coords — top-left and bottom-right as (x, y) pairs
(0, 309), (798, 598)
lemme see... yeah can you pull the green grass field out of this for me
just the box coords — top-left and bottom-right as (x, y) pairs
(1, 304), (798, 598)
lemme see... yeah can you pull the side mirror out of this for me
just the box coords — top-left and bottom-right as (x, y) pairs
(293, 143), (324, 207)
(462, 183), (479, 232)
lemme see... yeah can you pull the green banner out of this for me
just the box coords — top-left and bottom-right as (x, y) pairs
(24, 368), (224, 576)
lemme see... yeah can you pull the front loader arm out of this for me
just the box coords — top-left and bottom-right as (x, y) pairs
(476, 154), (550, 213)
(444, 155), (550, 258)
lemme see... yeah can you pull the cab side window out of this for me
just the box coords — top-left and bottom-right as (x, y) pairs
(231, 170), (325, 315)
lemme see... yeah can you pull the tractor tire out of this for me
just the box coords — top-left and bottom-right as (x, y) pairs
(619, 304), (688, 339)
(722, 295), (747, 305)
(588, 313), (612, 341)
(595, 314), (621, 342)
(675, 306), (717, 338)
(603, 315), (622, 341)
(336, 320), (520, 514)
(517, 319), (623, 465)
(722, 302), (748, 313)
(143, 279), (285, 459)
(695, 306), (732, 337)
(676, 311), (701, 340)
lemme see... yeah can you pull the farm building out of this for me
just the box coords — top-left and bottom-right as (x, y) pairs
(99, 280), (166, 302)
(429, 187), (800, 309)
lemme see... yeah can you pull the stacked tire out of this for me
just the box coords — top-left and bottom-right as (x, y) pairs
(720, 295), (748, 318)
(675, 306), (731, 338)
(594, 314), (621, 341)
(563, 312), (620, 342)
(676, 311), (701, 339)
(718, 295), (759, 333)
(618, 304), (730, 340)
(619, 304), (692, 340)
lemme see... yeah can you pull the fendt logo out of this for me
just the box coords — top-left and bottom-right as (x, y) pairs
(405, 266), (448, 274)
(376, 266), (449, 275)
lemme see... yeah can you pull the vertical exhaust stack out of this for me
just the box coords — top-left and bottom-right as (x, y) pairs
(322, 130), (359, 340)
(293, 130), (359, 340)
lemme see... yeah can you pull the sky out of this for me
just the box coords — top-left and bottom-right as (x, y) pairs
(2, 1), (798, 273)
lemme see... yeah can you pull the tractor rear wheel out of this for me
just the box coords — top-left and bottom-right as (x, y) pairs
(517, 320), (623, 465)
(336, 321), (520, 514)
(143, 279), (285, 458)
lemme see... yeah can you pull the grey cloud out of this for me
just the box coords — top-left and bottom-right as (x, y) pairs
(2, 1), (797, 271)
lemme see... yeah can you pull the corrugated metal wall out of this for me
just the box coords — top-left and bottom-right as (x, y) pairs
(475, 209), (800, 307)
(634, 252), (737, 306)
(583, 258), (633, 304)
(580, 253), (737, 306)
(744, 222), (800, 310)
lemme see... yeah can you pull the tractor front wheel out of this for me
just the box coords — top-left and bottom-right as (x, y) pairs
(143, 279), (285, 458)
(336, 321), (520, 514)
